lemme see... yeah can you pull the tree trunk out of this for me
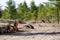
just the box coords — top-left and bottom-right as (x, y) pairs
(57, 8), (59, 24)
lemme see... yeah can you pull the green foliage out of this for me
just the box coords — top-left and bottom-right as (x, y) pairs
(49, 0), (60, 24)
(30, 1), (38, 20)
(17, 1), (29, 20)
(2, 0), (17, 19)
(0, 0), (60, 23)
(0, 7), (2, 18)
(30, 1), (37, 12)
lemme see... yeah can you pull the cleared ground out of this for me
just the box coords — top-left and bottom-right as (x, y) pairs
(0, 21), (60, 40)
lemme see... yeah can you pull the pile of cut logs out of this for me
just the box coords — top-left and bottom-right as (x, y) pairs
(0, 20), (19, 34)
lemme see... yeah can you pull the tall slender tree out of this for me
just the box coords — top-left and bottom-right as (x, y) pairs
(0, 5), (2, 18)
(30, 1), (38, 21)
(49, 0), (60, 24)
(6, 0), (17, 19)
(17, 3), (24, 20)
(23, 1), (29, 20)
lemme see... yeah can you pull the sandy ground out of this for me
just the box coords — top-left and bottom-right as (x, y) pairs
(0, 34), (60, 40)
(0, 21), (60, 40)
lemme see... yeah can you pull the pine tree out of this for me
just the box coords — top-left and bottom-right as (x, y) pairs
(30, 1), (38, 21)
(49, 0), (60, 24)
(23, 1), (28, 20)
(6, 0), (17, 19)
(0, 6), (2, 18)
(17, 3), (24, 20)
